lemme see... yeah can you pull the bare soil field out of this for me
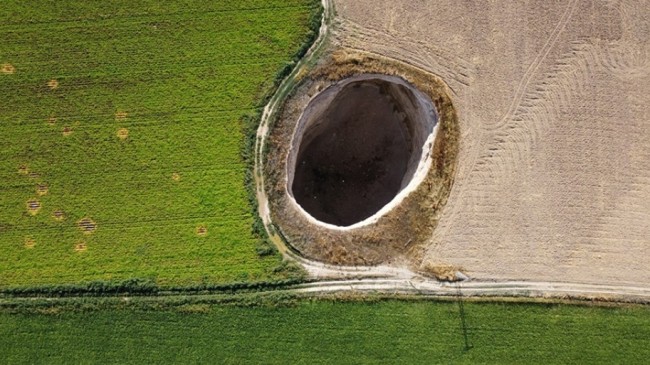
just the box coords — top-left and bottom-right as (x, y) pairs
(332, 0), (650, 286)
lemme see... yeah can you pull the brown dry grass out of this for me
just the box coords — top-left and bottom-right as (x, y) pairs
(294, 66), (308, 81)
(62, 126), (73, 137)
(419, 262), (463, 282)
(36, 184), (48, 196)
(47, 116), (57, 126)
(47, 79), (59, 89)
(116, 128), (129, 140)
(115, 111), (128, 121)
(17, 165), (29, 175)
(52, 209), (65, 221)
(26, 199), (41, 215)
(171, 172), (181, 181)
(1, 63), (16, 74)
(77, 218), (97, 234)
(74, 241), (88, 252)
(196, 225), (208, 236)
(24, 237), (36, 249)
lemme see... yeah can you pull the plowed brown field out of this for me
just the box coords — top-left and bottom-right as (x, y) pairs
(334, 0), (650, 285)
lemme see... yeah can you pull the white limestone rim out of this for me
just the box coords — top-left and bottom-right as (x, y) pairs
(284, 73), (439, 231)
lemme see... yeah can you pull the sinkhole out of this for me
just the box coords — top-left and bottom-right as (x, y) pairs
(288, 74), (438, 227)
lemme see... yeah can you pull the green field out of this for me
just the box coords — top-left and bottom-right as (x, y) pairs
(1, 299), (649, 364)
(0, 0), (319, 288)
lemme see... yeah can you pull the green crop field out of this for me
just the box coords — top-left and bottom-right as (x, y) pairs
(1, 299), (649, 364)
(0, 0), (320, 288)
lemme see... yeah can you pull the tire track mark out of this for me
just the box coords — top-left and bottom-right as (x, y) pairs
(430, 0), (581, 243)
(490, 0), (580, 131)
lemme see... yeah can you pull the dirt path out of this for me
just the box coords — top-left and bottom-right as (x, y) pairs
(294, 279), (650, 303)
(254, 0), (334, 255)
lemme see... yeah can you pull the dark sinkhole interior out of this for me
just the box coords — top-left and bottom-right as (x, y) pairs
(290, 75), (436, 227)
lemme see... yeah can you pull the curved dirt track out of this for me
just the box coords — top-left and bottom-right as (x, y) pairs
(255, 0), (650, 302)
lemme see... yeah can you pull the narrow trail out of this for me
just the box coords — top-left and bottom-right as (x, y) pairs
(294, 279), (650, 303)
(251, 0), (650, 303)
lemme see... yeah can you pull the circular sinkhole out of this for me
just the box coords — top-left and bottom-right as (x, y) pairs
(288, 74), (438, 227)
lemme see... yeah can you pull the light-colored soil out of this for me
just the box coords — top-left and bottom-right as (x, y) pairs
(333, 0), (650, 286)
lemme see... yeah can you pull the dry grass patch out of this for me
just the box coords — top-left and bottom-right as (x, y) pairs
(74, 241), (88, 252)
(62, 126), (73, 137)
(47, 116), (57, 126)
(420, 262), (464, 282)
(115, 111), (128, 121)
(18, 165), (29, 175)
(52, 209), (65, 221)
(171, 172), (181, 181)
(47, 79), (59, 89)
(36, 184), (48, 196)
(196, 225), (208, 236)
(28, 171), (40, 179)
(26, 199), (41, 215)
(1, 63), (16, 74)
(295, 66), (308, 81)
(77, 218), (97, 234)
(24, 237), (36, 249)
(116, 128), (129, 140)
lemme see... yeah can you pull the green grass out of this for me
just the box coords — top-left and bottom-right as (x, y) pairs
(0, 0), (319, 288)
(1, 299), (649, 364)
